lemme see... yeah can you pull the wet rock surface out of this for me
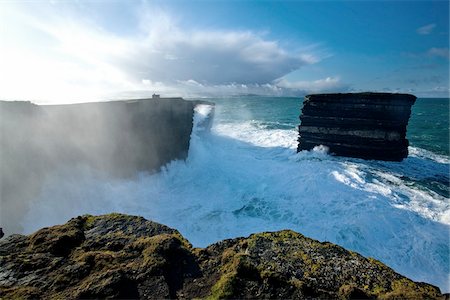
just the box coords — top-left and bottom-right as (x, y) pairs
(298, 93), (416, 161)
(0, 214), (442, 299)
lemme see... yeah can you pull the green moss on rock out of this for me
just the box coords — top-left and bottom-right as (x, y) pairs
(28, 217), (85, 256)
(0, 214), (443, 299)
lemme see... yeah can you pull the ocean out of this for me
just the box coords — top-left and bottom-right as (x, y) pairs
(21, 97), (449, 292)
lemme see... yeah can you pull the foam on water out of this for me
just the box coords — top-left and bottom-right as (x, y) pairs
(22, 104), (449, 292)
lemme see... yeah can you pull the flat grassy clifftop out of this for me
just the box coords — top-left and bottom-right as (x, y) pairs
(0, 214), (443, 299)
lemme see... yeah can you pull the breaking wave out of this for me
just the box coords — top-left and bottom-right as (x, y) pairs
(22, 103), (449, 292)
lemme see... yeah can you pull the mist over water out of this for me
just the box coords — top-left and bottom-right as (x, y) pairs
(0, 99), (194, 235)
(11, 97), (450, 292)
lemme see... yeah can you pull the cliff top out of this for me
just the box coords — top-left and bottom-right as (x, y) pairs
(304, 93), (417, 104)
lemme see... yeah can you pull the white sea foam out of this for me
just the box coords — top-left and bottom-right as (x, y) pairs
(22, 107), (450, 292)
(409, 146), (450, 164)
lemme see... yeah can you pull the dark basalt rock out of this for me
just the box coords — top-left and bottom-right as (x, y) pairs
(0, 214), (442, 299)
(297, 93), (416, 161)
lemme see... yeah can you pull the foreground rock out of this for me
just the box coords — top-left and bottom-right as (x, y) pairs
(0, 214), (442, 299)
(298, 93), (416, 161)
(0, 98), (209, 234)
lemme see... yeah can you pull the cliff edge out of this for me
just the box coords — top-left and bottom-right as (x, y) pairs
(0, 98), (206, 234)
(0, 214), (442, 299)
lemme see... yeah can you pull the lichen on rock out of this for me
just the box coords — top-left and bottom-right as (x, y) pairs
(0, 214), (443, 299)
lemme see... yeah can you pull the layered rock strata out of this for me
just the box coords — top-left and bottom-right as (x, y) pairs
(297, 93), (416, 161)
(0, 98), (206, 234)
(0, 214), (442, 299)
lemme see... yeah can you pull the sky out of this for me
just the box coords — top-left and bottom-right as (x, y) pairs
(0, 0), (448, 103)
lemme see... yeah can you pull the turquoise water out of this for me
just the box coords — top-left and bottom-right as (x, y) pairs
(212, 96), (449, 156)
(210, 96), (450, 201)
(211, 96), (450, 198)
(409, 98), (449, 156)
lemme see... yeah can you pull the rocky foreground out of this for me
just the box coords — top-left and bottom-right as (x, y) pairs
(0, 214), (443, 299)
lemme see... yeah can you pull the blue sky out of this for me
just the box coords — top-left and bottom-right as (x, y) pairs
(0, 0), (448, 102)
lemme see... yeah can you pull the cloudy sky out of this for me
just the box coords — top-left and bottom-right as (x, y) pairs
(0, 0), (448, 103)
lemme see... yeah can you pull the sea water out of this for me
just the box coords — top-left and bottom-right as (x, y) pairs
(22, 97), (449, 292)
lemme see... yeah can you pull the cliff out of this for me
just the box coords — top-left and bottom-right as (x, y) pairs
(0, 214), (442, 299)
(0, 98), (204, 234)
(297, 93), (416, 161)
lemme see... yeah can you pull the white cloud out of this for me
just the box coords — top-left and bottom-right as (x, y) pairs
(124, 28), (313, 85)
(275, 77), (345, 93)
(427, 47), (450, 60)
(0, 2), (327, 103)
(121, 77), (347, 99)
(416, 23), (436, 35)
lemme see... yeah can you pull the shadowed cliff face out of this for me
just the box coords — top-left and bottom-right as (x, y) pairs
(0, 99), (198, 234)
(0, 214), (442, 299)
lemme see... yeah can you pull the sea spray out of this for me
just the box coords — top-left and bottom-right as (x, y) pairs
(21, 98), (450, 292)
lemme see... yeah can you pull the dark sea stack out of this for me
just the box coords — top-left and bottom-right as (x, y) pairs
(297, 93), (416, 161)
(0, 214), (442, 299)
(0, 98), (204, 234)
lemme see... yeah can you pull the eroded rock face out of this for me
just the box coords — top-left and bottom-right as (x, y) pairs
(0, 214), (442, 299)
(298, 93), (416, 161)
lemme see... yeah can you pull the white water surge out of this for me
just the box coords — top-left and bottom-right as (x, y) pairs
(22, 104), (450, 292)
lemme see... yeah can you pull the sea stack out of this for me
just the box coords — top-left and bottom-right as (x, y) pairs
(297, 93), (416, 161)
